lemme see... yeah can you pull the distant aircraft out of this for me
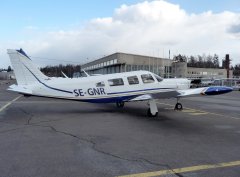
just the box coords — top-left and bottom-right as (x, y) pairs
(7, 49), (233, 117)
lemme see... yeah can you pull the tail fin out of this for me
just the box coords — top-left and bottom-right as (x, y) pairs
(7, 49), (48, 85)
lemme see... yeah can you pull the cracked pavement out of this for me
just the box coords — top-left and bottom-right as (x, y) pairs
(0, 81), (240, 177)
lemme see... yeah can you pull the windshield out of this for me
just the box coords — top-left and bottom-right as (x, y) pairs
(154, 74), (163, 82)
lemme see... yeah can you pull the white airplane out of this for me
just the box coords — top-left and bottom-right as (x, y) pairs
(7, 49), (233, 117)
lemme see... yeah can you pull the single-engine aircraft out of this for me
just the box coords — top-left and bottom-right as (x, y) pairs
(7, 49), (233, 117)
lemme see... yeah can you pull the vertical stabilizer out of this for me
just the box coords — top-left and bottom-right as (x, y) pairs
(7, 49), (48, 85)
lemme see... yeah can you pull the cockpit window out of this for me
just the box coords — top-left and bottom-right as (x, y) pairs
(154, 74), (163, 82)
(127, 76), (139, 85)
(108, 78), (124, 86)
(96, 81), (105, 87)
(141, 74), (155, 84)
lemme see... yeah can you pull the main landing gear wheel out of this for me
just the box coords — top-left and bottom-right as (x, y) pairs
(175, 103), (183, 110)
(147, 108), (158, 117)
(116, 102), (124, 108)
(147, 100), (158, 117)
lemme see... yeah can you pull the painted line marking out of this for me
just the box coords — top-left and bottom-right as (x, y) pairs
(0, 95), (22, 112)
(118, 160), (240, 177)
(156, 102), (174, 107)
(181, 109), (196, 113)
(165, 108), (205, 115)
(156, 102), (240, 120)
(164, 108), (172, 110)
(189, 112), (208, 115)
(2, 101), (74, 104)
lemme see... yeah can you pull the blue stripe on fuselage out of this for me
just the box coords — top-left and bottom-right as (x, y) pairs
(80, 95), (139, 103)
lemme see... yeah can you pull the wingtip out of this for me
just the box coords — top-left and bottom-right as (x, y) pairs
(204, 86), (233, 95)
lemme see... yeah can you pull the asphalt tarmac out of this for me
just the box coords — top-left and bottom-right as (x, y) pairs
(0, 80), (240, 177)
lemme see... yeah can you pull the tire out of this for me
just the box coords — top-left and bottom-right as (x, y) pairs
(175, 103), (183, 110)
(147, 108), (158, 117)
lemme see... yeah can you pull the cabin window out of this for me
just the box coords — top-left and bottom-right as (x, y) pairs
(108, 78), (124, 86)
(127, 76), (139, 85)
(141, 74), (155, 84)
(154, 74), (163, 82)
(96, 81), (105, 87)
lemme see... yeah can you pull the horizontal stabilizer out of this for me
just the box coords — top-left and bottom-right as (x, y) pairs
(8, 84), (32, 95)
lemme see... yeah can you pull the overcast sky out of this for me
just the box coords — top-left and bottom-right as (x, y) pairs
(1, 0), (240, 68)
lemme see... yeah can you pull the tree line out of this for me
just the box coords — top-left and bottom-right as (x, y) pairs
(173, 54), (240, 77)
(40, 64), (81, 77)
(232, 64), (240, 77)
(173, 54), (220, 68)
(0, 66), (12, 72)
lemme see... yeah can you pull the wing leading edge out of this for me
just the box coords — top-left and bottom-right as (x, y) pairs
(177, 86), (233, 97)
(128, 86), (232, 102)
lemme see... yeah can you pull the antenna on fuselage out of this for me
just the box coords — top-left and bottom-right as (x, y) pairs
(61, 71), (69, 78)
(82, 70), (90, 77)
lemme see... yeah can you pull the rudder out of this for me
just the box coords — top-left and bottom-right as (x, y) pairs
(7, 49), (48, 85)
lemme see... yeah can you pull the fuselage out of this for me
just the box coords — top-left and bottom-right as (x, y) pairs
(28, 71), (191, 103)
(7, 49), (233, 117)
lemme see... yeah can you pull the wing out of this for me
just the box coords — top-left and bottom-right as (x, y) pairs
(128, 90), (180, 101)
(128, 86), (233, 102)
(177, 86), (233, 97)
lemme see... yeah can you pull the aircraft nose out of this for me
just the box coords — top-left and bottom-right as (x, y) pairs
(204, 86), (233, 95)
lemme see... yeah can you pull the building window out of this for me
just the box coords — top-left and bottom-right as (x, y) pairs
(113, 59), (117, 64)
(127, 76), (139, 85)
(141, 74), (155, 83)
(108, 78), (124, 86)
(110, 60), (114, 65)
(144, 65), (149, 71)
(126, 65), (131, 72)
(132, 65), (137, 71)
(150, 66), (153, 72)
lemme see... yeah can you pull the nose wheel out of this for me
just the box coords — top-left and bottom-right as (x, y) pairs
(174, 102), (183, 110)
(174, 97), (183, 110)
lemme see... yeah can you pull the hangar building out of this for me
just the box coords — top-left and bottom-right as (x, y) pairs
(81, 52), (232, 79)
(81, 52), (172, 78)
